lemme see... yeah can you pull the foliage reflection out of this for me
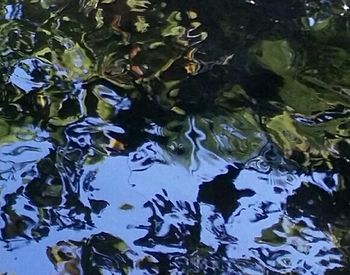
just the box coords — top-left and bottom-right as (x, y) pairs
(1, 0), (350, 274)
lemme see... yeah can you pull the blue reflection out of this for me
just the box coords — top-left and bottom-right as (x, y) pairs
(4, 4), (22, 20)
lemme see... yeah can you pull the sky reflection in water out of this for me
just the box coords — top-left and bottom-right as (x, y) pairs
(0, 0), (350, 274)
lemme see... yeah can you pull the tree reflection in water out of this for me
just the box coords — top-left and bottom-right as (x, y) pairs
(1, 0), (350, 274)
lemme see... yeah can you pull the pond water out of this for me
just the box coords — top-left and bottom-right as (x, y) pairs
(1, 0), (350, 274)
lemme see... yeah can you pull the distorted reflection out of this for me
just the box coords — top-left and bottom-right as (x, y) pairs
(1, 0), (350, 274)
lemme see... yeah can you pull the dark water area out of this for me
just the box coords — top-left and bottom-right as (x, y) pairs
(1, 0), (350, 274)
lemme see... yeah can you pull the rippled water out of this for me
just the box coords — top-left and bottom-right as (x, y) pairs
(1, 0), (350, 274)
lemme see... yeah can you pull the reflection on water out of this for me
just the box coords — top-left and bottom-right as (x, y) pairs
(1, 0), (350, 274)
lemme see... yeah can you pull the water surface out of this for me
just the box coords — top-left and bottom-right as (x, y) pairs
(1, 0), (350, 274)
